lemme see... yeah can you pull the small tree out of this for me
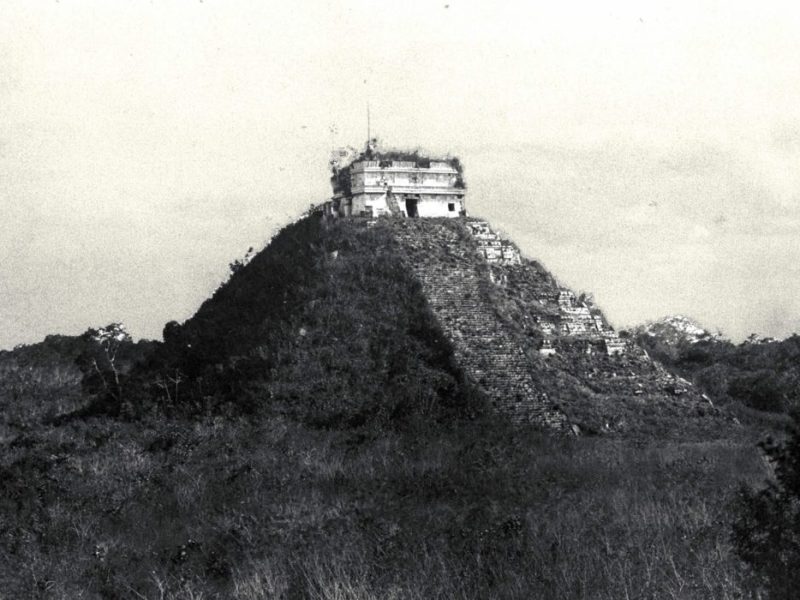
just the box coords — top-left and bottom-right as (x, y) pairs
(76, 323), (131, 404)
(228, 246), (255, 276)
(153, 368), (185, 405)
(732, 412), (800, 599)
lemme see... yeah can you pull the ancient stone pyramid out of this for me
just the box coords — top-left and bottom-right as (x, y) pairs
(176, 212), (703, 433)
(380, 216), (699, 431)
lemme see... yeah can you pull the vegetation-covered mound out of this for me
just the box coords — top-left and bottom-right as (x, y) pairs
(141, 214), (484, 426)
(123, 213), (720, 436)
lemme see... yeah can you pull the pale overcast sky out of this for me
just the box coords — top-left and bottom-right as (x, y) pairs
(2, 1), (800, 348)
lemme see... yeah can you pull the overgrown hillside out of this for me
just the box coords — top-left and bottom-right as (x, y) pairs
(0, 212), (789, 599)
(0, 333), (153, 438)
(0, 335), (85, 436)
(634, 325), (800, 415)
(146, 213), (482, 426)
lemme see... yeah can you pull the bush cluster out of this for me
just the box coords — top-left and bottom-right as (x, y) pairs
(636, 334), (800, 413)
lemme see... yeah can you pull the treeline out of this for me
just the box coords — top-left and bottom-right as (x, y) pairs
(633, 333), (800, 413)
(0, 332), (154, 430)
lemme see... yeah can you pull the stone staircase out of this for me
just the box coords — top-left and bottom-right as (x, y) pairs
(388, 219), (567, 429)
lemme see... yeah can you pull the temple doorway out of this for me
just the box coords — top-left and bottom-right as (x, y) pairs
(405, 198), (419, 218)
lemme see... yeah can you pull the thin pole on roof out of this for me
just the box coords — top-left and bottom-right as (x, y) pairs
(329, 123), (337, 152)
(367, 101), (371, 143)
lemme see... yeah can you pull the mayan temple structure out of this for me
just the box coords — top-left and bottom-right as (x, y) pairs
(325, 138), (466, 219)
(312, 141), (695, 428)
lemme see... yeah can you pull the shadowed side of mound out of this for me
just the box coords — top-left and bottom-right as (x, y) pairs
(103, 212), (720, 436)
(134, 214), (487, 427)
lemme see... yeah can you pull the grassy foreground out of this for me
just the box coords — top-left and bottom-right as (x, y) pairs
(0, 410), (772, 599)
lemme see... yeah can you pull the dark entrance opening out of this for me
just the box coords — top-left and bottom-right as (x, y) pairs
(405, 198), (419, 218)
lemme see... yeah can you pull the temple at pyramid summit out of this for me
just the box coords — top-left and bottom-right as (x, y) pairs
(160, 138), (707, 433)
(324, 138), (467, 219)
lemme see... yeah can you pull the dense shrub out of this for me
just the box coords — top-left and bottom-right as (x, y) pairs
(636, 334), (800, 413)
(728, 372), (786, 413)
(733, 412), (800, 599)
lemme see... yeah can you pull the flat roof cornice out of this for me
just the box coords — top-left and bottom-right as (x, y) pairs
(350, 163), (458, 175)
(352, 186), (466, 195)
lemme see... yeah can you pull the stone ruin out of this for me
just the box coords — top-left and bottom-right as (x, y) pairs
(466, 221), (522, 265)
(373, 217), (697, 430)
(462, 223), (628, 358)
